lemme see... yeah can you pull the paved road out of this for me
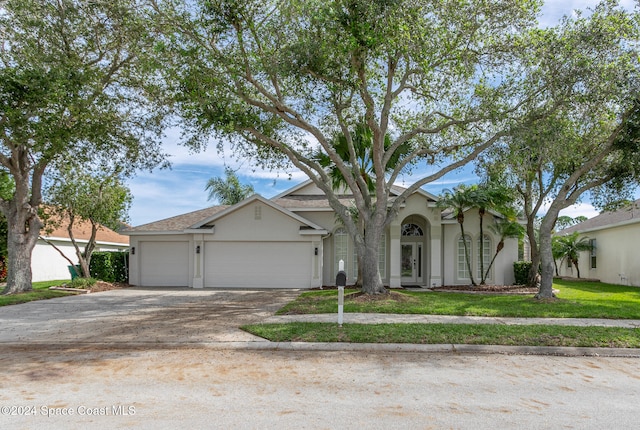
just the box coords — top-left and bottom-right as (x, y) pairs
(1, 288), (639, 429)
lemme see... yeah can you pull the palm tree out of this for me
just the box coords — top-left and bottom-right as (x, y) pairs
(468, 184), (513, 284)
(551, 235), (565, 276)
(554, 232), (592, 278)
(205, 167), (255, 205)
(437, 185), (476, 286)
(316, 123), (411, 288)
(484, 211), (525, 282)
(315, 122), (411, 194)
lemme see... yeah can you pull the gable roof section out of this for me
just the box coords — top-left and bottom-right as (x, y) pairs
(272, 179), (439, 210)
(389, 184), (439, 203)
(190, 194), (327, 233)
(125, 206), (229, 234)
(560, 200), (640, 234)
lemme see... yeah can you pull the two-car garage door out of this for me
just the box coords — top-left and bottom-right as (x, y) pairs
(139, 241), (312, 288)
(204, 242), (311, 289)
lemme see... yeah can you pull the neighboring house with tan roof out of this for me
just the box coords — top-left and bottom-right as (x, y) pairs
(125, 180), (519, 289)
(34, 217), (129, 282)
(556, 200), (640, 287)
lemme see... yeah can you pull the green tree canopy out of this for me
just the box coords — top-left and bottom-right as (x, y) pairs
(0, 0), (168, 294)
(151, 0), (544, 294)
(476, 1), (640, 297)
(43, 167), (132, 278)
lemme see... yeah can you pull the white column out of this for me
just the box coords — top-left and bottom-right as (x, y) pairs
(389, 222), (401, 288)
(430, 225), (442, 287)
(192, 234), (204, 288)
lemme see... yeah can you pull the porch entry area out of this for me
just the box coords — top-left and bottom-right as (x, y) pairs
(400, 215), (429, 286)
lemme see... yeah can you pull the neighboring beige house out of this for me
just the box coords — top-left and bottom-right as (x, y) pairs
(556, 200), (640, 287)
(125, 181), (519, 289)
(34, 219), (130, 282)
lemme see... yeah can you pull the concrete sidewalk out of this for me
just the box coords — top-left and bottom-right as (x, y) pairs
(264, 312), (640, 328)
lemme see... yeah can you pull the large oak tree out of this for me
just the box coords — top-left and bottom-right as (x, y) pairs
(152, 0), (545, 294)
(0, 0), (168, 294)
(477, 1), (640, 298)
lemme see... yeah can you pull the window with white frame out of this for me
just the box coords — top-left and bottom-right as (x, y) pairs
(477, 234), (492, 280)
(351, 233), (386, 280)
(378, 233), (386, 279)
(457, 235), (472, 280)
(590, 238), (597, 269)
(334, 228), (348, 275)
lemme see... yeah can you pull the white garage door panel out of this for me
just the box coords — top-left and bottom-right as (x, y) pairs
(140, 241), (189, 286)
(205, 242), (310, 288)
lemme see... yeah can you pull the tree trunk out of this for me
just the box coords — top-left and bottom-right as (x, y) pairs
(536, 210), (559, 299)
(573, 259), (581, 279)
(459, 222), (476, 286)
(2, 208), (41, 295)
(484, 240), (504, 281)
(479, 209), (485, 284)
(69, 218), (98, 278)
(526, 217), (540, 288)
(359, 223), (386, 295)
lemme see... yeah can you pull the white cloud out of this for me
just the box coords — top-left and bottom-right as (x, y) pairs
(539, 0), (636, 27)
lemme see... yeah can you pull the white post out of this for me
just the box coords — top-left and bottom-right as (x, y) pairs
(338, 259), (344, 326)
(338, 286), (344, 327)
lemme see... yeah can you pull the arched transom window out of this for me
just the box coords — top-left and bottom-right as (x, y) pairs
(402, 223), (424, 236)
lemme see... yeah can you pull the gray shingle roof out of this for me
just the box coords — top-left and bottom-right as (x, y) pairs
(560, 199), (640, 234)
(125, 206), (229, 232)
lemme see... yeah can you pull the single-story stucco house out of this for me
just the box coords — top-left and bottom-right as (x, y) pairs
(556, 199), (640, 287)
(125, 181), (519, 289)
(34, 219), (130, 282)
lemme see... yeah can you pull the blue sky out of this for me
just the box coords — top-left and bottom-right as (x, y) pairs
(127, 0), (638, 226)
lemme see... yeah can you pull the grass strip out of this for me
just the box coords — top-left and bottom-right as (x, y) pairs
(0, 280), (76, 306)
(276, 280), (640, 320)
(243, 322), (640, 348)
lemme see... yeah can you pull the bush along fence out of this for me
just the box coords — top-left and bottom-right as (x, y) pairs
(89, 251), (129, 283)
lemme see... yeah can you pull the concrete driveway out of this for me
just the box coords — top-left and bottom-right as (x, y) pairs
(0, 287), (302, 346)
(2, 288), (640, 429)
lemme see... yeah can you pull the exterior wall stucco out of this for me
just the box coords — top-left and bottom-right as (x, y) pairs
(557, 222), (640, 287)
(442, 209), (517, 286)
(212, 202), (309, 242)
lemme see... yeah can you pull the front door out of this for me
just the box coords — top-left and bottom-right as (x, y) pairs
(401, 243), (422, 284)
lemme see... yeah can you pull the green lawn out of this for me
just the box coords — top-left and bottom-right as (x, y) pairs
(276, 279), (640, 320)
(242, 322), (640, 348)
(0, 280), (75, 307)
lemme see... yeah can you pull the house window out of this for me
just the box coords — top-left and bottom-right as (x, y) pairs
(590, 239), (597, 269)
(352, 244), (359, 282)
(334, 228), (348, 275)
(350, 233), (386, 280)
(477, 234), (492, 280)
(457, 235), (472, 280)
(402, 223), (423, 236)
(379, 233), (386, 279)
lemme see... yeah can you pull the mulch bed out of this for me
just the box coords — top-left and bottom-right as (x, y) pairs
(89, 281), (131, 293)
(50, 281), (131, 294)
